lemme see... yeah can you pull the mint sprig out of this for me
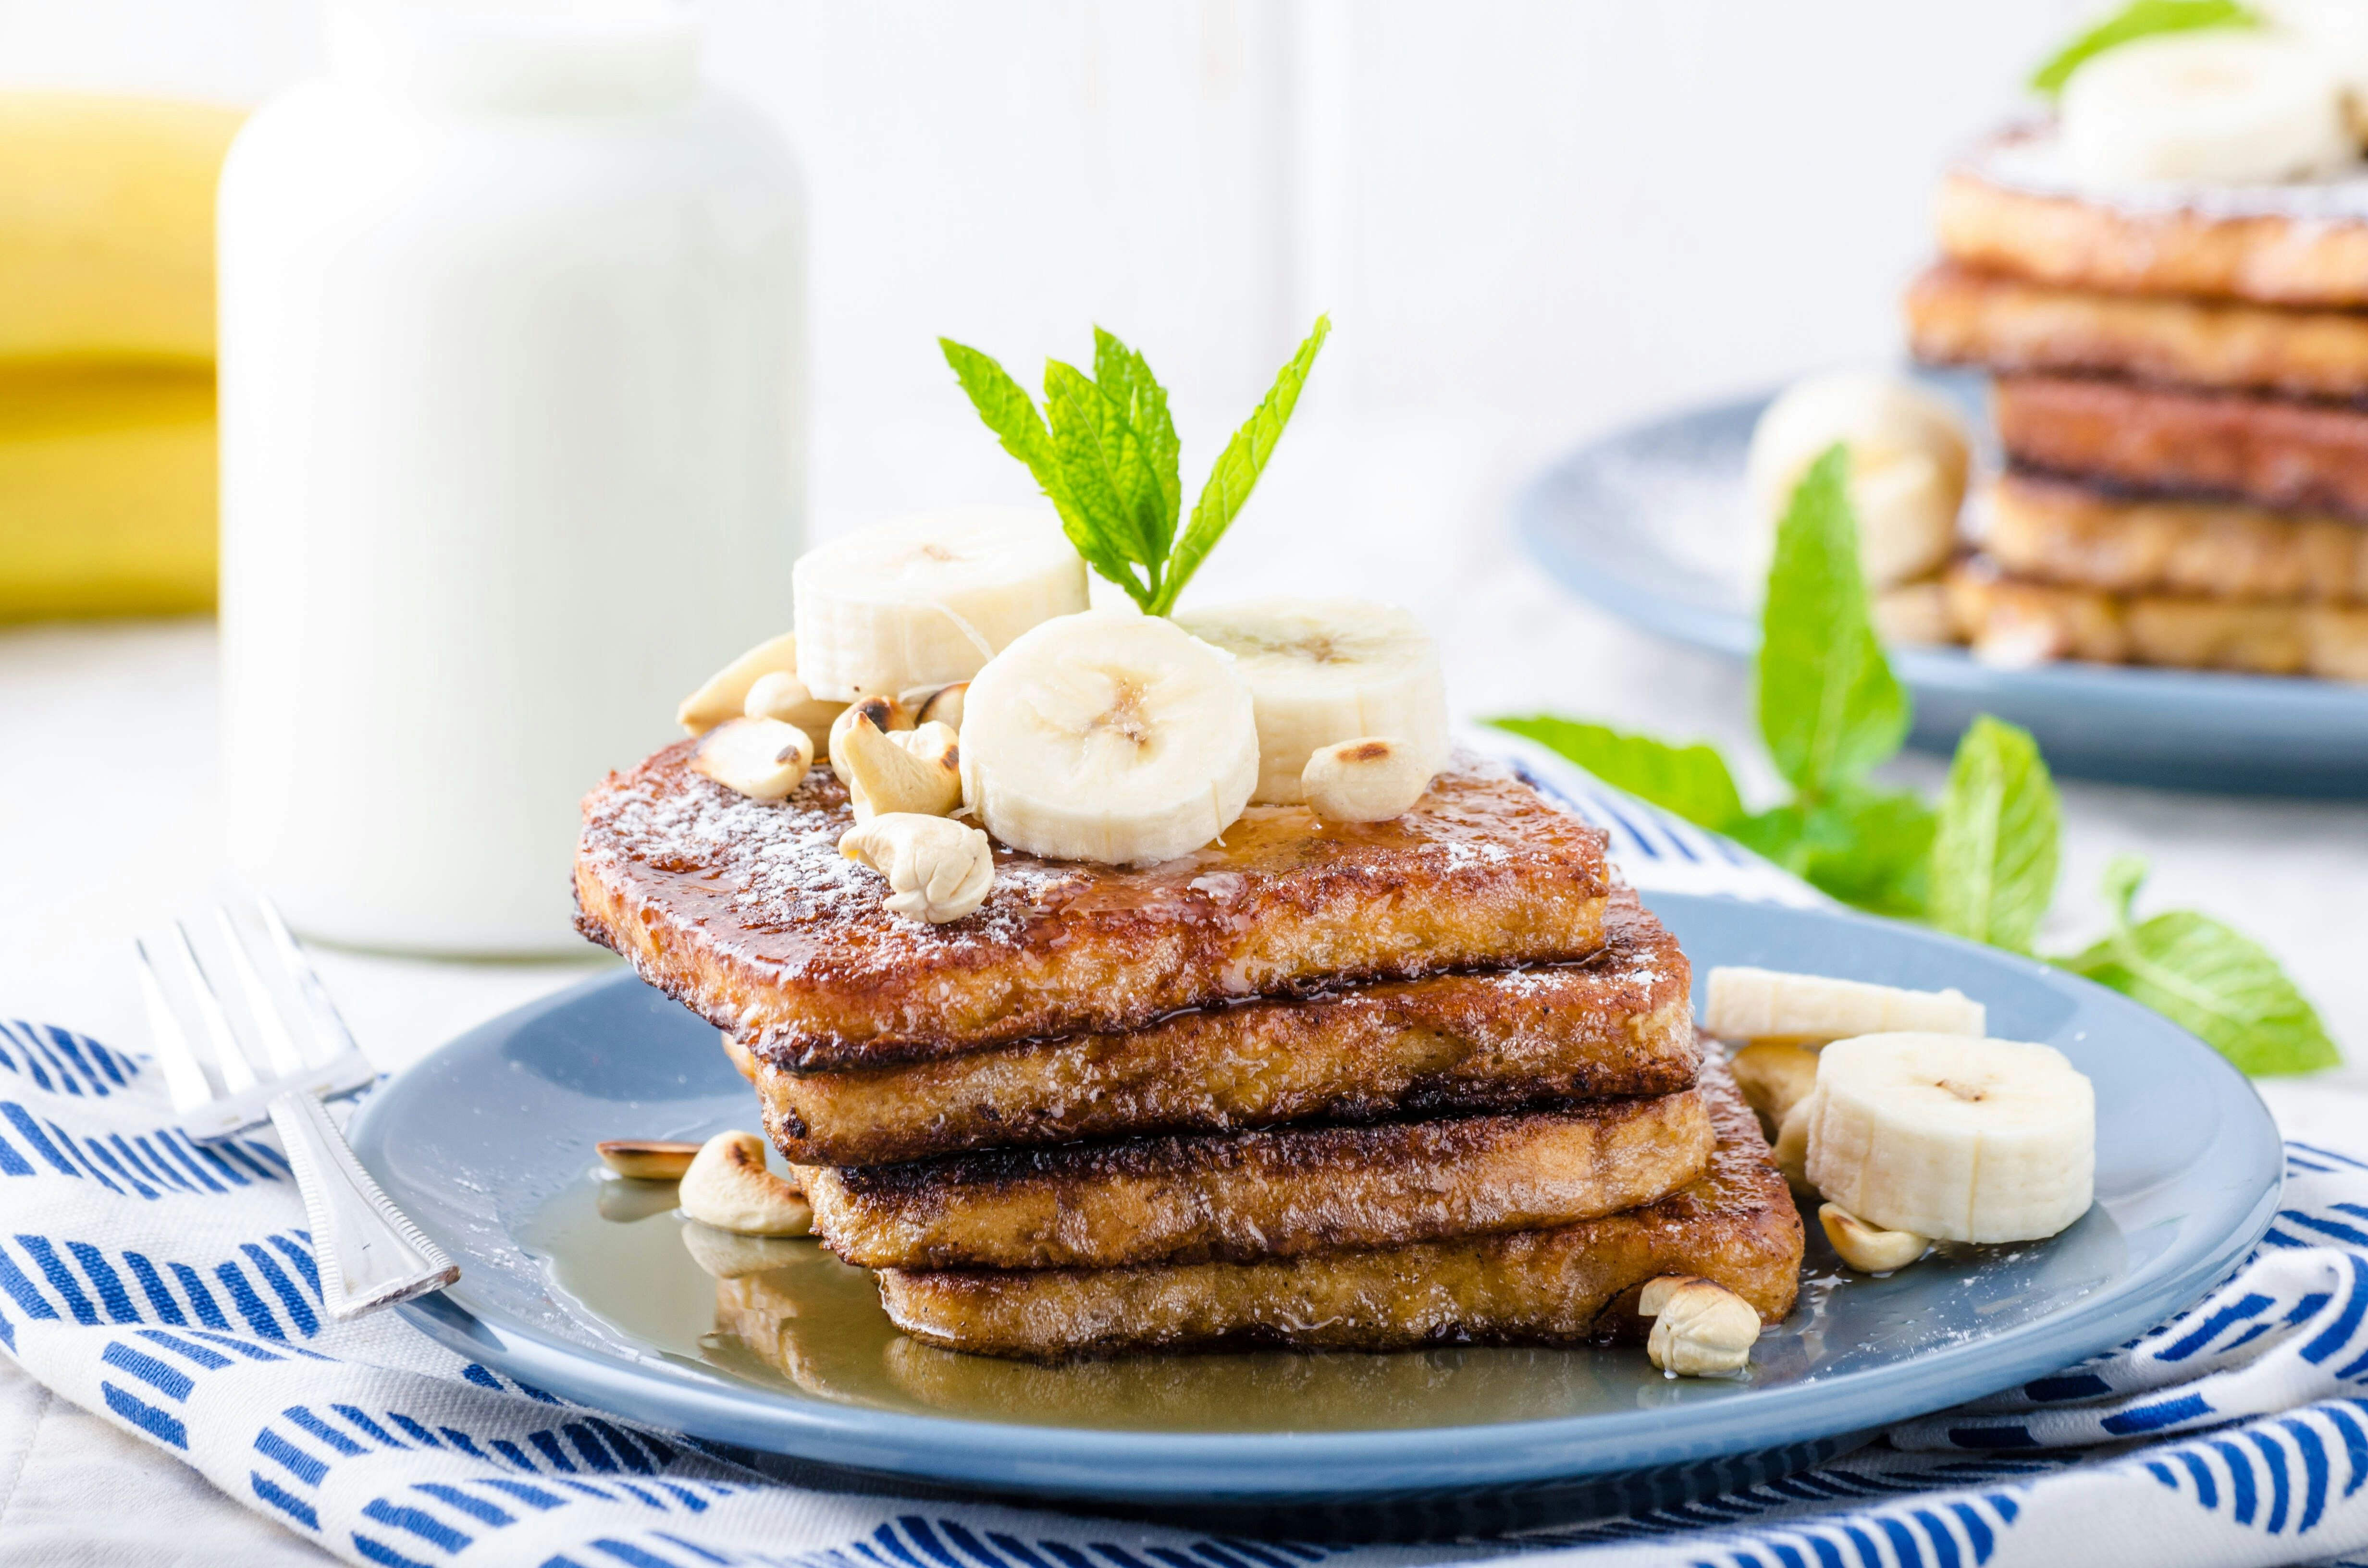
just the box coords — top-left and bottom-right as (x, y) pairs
(1490, 443), (2340, 1076)
(1929, 715), (2060, 955)
(1491, 717), (1745, 830)
(940, 317), (1330, 615)
(1758, 447), (1910, 797)
(2056, 857), (2340, 1076)
(2029, 0), (2258, 98)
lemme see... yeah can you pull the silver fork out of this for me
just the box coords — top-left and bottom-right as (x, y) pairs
(134, 897), (458, 1320)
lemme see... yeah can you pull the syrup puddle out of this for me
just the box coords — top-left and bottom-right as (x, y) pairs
(520, 1172), (1753, 1433)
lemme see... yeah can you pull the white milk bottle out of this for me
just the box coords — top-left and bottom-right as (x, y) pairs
(218, 0), (803, 954)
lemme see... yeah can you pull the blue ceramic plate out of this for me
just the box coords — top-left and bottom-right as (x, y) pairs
(1513, 382), (2368, 797)
(346, 892), (2281, 1533)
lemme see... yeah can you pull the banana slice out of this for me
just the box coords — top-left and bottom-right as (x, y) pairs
(1173, 599), (1448, 805)
(959, 610), (1259, 866)
(2060, 31), (2353, 185)
(1802, 1032), (2095, 1244)
(2260, 0), (2368, 141)
(791, 509), (1089, 703)
(1704, 967), (1984, 1048)
(1746, 370), (1971, 590)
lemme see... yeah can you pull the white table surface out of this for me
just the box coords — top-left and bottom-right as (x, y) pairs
(0, 414), (2362, 1563)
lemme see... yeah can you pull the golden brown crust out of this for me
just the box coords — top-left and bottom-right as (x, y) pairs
(574, 746), (1611, 1067)
(808, 1088), (1712, 1271)
(755, 889), (1694, 1166)
(1986, 473), (2368, 605)
(875, 1054), (1803, 1359)
(1936, 164), (2368, 308)
(1907, 261), (2368, 400)
(1943, 557), (2368, 681)
(1994, 374), (2368, 520)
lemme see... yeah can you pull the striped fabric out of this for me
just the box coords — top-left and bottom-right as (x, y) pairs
(0, 749), (2362, 1568)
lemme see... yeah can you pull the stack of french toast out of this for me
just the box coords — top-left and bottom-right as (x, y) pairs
(574, 738), (1802, 1360)
(1908, 121), (2368, 682)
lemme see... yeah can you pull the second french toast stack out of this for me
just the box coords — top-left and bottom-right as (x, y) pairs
(577, 742), (1802, 1360)
(1907, 125), (2368, 682)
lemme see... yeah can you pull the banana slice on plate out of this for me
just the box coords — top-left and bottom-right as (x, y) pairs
(1704, 966), (1983, 1048)
(959, 610), (1259, 866)
(1802, 1032), (2096, 1245)
(1745, 370), (1971, 590)
(791, 509), (1090, 703)
(2060, 30), (2354, 185)
(1173, 598), (1448, 806)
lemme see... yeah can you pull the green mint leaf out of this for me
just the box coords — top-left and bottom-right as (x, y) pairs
(1043, 360), (1159, 608)
(1756, 445), (1911, 796)
(1153, 314), (1331, 615)
(1092, 327), (1181, 542)
(2030, 0), (2257, 98)
(1928, 714), (2060, 954)
(941, 338), (1133, 588)
(1805, 786), (1937, 919)
(2054, 858), (2340, 1076)
(1727, 786), (1936, 919)
(1487, 715), (1743, 829)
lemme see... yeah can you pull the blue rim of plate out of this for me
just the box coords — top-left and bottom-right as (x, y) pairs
(351, 892), (2282, 1507)
(1512, 383), (2368, 797)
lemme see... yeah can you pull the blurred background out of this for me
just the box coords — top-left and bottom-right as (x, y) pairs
(1, 0), (2360, 1097)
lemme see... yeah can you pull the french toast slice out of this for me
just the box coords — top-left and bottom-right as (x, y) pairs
(1944, 557), (2368, 681)
(1986, 473), (2368, 606)
(1936, 129), (2368, 307)
(1995, 374), (2368, 520)
(875, 1054), (1801, 1359)
(755, 889), (1693, 1167)
(1907, 261), (2368, 401)
(576, 746), (1611, 1068)
(807, 1086), (1712, 1271)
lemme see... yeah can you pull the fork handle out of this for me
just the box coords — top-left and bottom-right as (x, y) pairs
(268, 1090), (459, 1320)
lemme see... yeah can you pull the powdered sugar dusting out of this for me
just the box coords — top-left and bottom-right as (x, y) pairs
(1972, 122), (2368, 222)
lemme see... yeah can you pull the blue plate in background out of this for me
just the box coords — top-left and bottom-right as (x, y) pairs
(346, 892), (2281, 1539)
(1513, 386), (2368, 797)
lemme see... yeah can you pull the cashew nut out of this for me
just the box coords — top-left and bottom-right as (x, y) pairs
(676, 1131), (813, 1237)
(1729, 1041), (1820, 1142)
(1639, 1274), (1761, 1377)
(743, 670), (847, 752)
(689, 717), (814, 801)
(1820, 1202), (1931, 1274)
(839, 714), (962, 821)
(677, 631), (799, 735)
(1772, 1094), (1819, 1199)
(827, 696), (917, 785)
(718, 1029), (760, 1084)
(1302, 735), (1433, 822)
(840, 812), (994, 923)
(902, 680), (969, 732)
(596, 1139), (702, 1181)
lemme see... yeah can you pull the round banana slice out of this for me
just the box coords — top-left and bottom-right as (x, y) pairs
(2060, 31), (2353, 185)
(1704, 966), (1985, 1047)
(1745, 370), (1970, 589)
(791, 509), (1089, 703)
(2260, 0), (2368, 142)
(1802, 1032), (2095, 1245)
(960, 610), (1259, 866)
(1173, 598), (1447, 805)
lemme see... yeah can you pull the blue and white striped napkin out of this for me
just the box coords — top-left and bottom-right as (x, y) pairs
(0, 753), (2362, 1568)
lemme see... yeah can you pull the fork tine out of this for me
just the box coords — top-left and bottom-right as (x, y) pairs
(256, 896), (363, 1066)
(171, 921), (260, 1094)
(216, 908), (307, 1078)
(134, 937), (220, 1114)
